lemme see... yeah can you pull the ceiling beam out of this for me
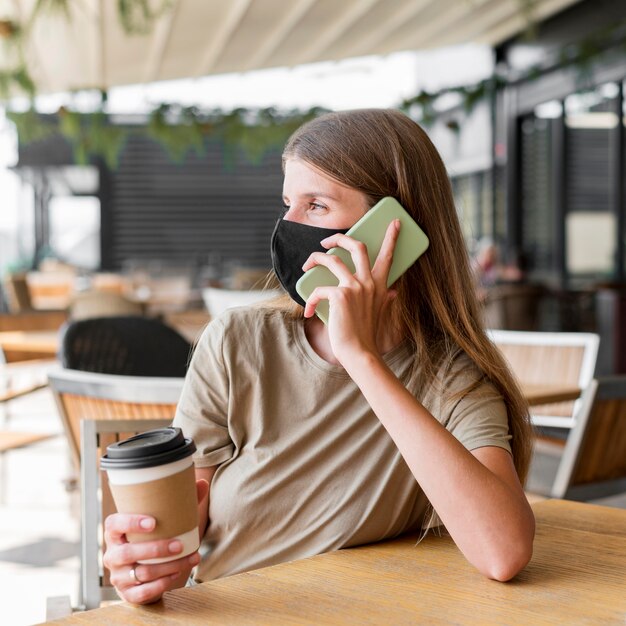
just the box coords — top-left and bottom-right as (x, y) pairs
(335, 0), (433, 59)
(477, 0), (581, 46)
(10, 0), (52, 92)
(292, 0), (381, 66)
(195, 0), (253, 77)
(420, 0), (519, 49)
(97, 0), (106, 89)
(244, 0), (317, 70)
(375, 0), (482, 55)
(143, 0), (180, 83)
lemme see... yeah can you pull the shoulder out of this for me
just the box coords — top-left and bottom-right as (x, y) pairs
(195, 304), (293, 358)
(426, 346), (504, 417)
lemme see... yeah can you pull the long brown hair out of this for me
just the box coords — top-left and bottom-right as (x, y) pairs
(280, 108), (532, 483)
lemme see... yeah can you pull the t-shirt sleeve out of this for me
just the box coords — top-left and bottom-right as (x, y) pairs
(173, 318), (235, 468)
(438, 352), (512, 455)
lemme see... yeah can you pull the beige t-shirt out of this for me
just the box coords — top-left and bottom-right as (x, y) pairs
(173, 306), (511, 582)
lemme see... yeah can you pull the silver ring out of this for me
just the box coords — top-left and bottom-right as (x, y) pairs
(129, 566), (141, 585)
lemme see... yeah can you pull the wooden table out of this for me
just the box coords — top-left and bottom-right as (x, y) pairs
(47, 500), (625, 625)
(0, 331), (59, 362)
(522, 383), (582, 406)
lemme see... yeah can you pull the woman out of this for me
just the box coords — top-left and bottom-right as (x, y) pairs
(104, 109), (535, 605)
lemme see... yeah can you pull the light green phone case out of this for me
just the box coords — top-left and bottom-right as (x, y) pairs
(295, 196), (429, 324)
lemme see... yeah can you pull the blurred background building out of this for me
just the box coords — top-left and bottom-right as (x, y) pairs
(1, 0), (625, 369)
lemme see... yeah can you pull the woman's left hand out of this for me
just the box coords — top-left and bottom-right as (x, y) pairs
(302, 219), (401, 365)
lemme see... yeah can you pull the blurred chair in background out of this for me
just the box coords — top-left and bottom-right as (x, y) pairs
(202, 286), (281, 318)
(161, 309), (212, 344)
(79, 417), (173, 609)
(550, 376), (626, 501)
(69, 290), (143, 321)
(26, 267), (76, 310)
(3, 273), (33, 313)
(488, 329), (600, 430)
(48, 366), (182, 609)
(229, 267), (274, 290)
(482, 283), (546, 331)
(90, 273), (129, 295)
(0, 346), (55, 503)
(528, 376), (626, 500)
(59, 316), (192, 377)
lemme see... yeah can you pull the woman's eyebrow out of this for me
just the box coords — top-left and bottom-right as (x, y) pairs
(282, 191), (340, 203)
(302, 191), (339, 201)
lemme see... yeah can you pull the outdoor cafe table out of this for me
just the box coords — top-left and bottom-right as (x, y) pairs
(0, 330), (59, 362)
(46, 499), (625, 625)
(521, 383), (581, 406)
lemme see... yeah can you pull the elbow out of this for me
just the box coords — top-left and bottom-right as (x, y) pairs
(483, 537), (533, 583)
(484, 545), (533, 582)
(482, 522), (535, 582)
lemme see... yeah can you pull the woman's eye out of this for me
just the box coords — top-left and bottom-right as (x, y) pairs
(309, 202), (327, 212)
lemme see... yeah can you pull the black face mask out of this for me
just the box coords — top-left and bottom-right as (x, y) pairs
(270, 217), (349, 307)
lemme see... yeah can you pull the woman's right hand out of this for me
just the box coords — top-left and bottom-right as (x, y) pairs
(103, 513), (201, 605)
(103, 478), (210, 605)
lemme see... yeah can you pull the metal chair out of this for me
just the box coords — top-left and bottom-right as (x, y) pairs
(48, 367), (184, 609)
(551, 376), (626, 501)
(81, 418), (171, 610)
(48, 367), (184, 471)
(69, 290), (143, 321)
(488, 329), (599, 429)
(0, 347), (55, 503)
(59, 315), (192, 378)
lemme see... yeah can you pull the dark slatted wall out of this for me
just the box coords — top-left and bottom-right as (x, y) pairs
(565, 128), (611, 214)
(520, 116), (554, 278)
(104, 135), (283, 271)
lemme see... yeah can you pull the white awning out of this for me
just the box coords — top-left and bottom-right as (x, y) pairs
(1, 0), (581, 95)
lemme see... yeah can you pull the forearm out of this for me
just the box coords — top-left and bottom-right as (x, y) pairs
(343, 352), (534, 580)
(195, 467), (216, 540)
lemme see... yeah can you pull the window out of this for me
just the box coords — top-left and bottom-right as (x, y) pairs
(564, 82), (619, 286)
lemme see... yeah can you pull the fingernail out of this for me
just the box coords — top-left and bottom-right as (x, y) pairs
(189, 553), (200, 566)
(139, 518), (155, 530)
(169, 540), (183, 553)
(395, 219), (401, 230)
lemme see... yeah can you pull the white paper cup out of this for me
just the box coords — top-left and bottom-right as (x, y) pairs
(101, 427), (199, 564)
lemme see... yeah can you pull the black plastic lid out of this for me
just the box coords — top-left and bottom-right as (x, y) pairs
(100, 427), (196, 470)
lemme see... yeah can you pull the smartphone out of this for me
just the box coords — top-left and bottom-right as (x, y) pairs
(295, 196), (429, 324)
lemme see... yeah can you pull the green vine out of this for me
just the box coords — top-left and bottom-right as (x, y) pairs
(117, 0), (173, 35)
(31, 0), (73, 20)
(6, 106), (330, 170)
(0, 66), (36, 99)
(2, 7), (626, 160)
(0, 0), (173, 98)
(146, 104), (207, 163)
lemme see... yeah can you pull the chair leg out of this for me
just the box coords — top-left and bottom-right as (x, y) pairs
(46, 595), (73, 620)
(81, 420), (102, 610)
(0, 450), (6, 505)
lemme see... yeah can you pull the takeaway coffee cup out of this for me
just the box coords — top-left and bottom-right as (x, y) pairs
(100, 427), (199, 564)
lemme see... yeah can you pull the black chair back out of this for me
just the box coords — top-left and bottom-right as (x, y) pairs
(59, 316), (192, 377)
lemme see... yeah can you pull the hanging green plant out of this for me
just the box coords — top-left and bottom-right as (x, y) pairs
(6, 108), (56, 143)
(0, 65), (36, 99)
(56, 109), (128, 168)
(0, 19), (20, 39)
(117, 0), (172, 35)
(146, 104), (207, 163)
(31, 0), (73, 20)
